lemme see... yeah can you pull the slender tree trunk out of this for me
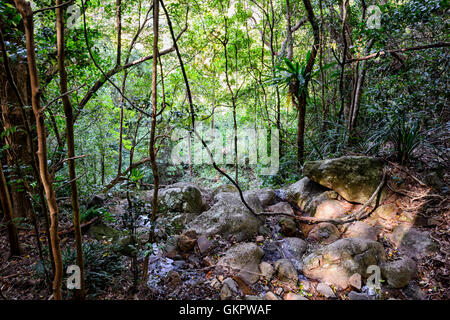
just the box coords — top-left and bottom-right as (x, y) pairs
(143, 0), (160, 285)
(296, 0), (320, 165)
(0, 162), (21, 257)
(14, 0), (63, 300)
(56, 0), (85, 299)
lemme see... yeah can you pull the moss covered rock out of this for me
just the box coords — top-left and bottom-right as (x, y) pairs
(304, 156), (386, 205)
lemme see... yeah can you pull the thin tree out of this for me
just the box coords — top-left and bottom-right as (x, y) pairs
(13, 0), (63, 300)
(142, 0), (161, 285)
(0, 161), (21, 257)
(55, 0), (85, 299)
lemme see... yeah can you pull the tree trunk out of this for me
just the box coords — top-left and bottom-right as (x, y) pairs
(56, 0), (85, 299)
(14, 0), (63, 300)
(0, 162), (21, 257)
(296, 0), (320, 165)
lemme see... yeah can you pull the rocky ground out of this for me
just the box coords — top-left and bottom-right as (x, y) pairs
(1, 156), (449, 300)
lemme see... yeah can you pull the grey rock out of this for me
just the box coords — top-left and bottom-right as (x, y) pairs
(316, 283), (336, 298)
(159, 183), (206, 218)
(267, 202), (294, 215)
(223, 277), (239, 294)
(213, 184), (238, 195)
(279, 237), (307, 271)
(187, 192), (263, 241)
(381, 257), (417, 288)
(197, 235), (213, 254)
(264, 292), (281, 300)
(252, 188), (276, 207)
(348, 291), (374, 300)
(284, 293), (309, 300)
(391, 224), (438, 259)
(285, 177), (338, 216)
(259, 261), (274, 280)
(402, 281), (426, 300)
(87, 194), (106, 209)
(220, 283), (233, 300)
(302, 238), (386, 289)
(244, 295), (264, 300)
(217, 243), (264, 284)
(304, 156), (386, 205)
(177, 230), (198, 253)
(343, 221), (378, 241)
(307, 222), (341, 244)
(348, 273), (362, 290)
(87, 222), (120, 241)
(314, 200), (347, 220)
(279, 218), (297, 237)
(274, 259), (298, 286)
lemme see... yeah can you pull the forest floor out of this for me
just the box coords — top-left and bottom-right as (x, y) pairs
(1, 159), (449, 300)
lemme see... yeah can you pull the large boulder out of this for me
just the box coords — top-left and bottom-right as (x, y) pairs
(217, 243), (264, 284)
(303, 156), (386, 205)
(187, 192), (263, 241)
(158, 183), (206, 217)
(284, 177), (338, 216)
(302, 238), (386, 289)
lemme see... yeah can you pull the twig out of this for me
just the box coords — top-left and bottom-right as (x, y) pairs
(33, 0), (73, 14)
(41, 84), (86, 111)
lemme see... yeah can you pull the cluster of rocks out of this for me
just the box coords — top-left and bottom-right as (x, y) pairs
(89, 156), (440, 300)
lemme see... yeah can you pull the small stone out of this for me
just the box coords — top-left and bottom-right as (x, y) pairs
(284, 293), (309, 300)
(210, 278), (221, 289)
(316, 283), (336, 298)
(223, 278), (239, 294)
(264, 292), (281, 300)
(279, 218), (297, 237)
(177, 230), (198, 252)
(220, 284), (233, 300)
(274, 259), (298, 286)
(197, 235), (212, 254)
(259, 261), (274, 280)
(300, 280), (312, 292)
(259, 225), (271, 237)
(244, 295), (264, 300)
(165, 270), (182, 291)
(203, 256), (214, 267)
(255, 235), (264, 243)
(349, 273), (362, 290)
